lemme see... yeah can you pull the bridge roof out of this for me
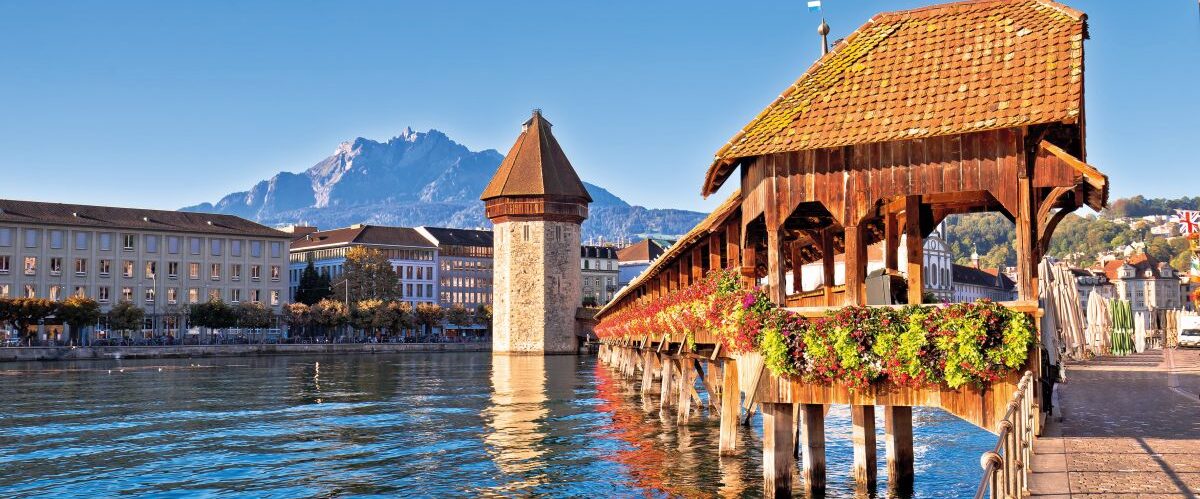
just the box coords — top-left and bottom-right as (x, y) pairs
(703, 0), (1086, 196)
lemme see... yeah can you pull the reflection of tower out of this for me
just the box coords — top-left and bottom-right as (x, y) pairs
(482, 110), (592, 354)
(485, 355), (549, 492)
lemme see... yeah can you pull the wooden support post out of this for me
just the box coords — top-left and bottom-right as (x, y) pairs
(694, 360), (720, 411)
(659, 354), (673, 408)
(885, 406), (915, 495)
(1015, 176), (1038, 300)
(766, 227), (786, 305)
(905, 196), (924, 305)
(791, 240), (804, 294)
(719, 358), (740, 455)
(743, 244), (757, 287)
(821, 228), (836, 305)
(691, 246), (704, 282)
(851, 405), (878, 493)
(640, 351), (655, 395)
(726, 223), (741, 270)
(709, 235), (722, 272)
(844, 224), (866, 306)
(800, 403), (827, 496)
(762, 402), (795, 498)
(885, 211), (900, 272)
(677, 359), (693, 422)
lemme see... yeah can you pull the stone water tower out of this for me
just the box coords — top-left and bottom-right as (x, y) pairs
(481, 110), (592, 354)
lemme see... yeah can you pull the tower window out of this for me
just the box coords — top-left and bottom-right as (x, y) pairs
(524, 225), (530, 242)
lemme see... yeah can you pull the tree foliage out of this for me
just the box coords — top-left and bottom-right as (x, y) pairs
(332, 247), (401, 303)
(446, 304), (471, 326)
(236, 301), (273, 329)
(190, 299), (238, 329)
(415, 303), (445, 334)
(1103, 195), (1200, 219)
(108, 300), (145, 333)
(293, 260), (332, 305)
(59, 295), (101, 343)
(311, 298), (349, 331)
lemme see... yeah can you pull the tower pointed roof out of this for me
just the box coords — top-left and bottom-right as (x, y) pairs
(480, 110), (592, 203)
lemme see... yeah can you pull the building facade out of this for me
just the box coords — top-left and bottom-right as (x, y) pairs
(416, 226), (494, 312)
(288, 224), (438, 307)
(923, 222), (954, 302)
(482, 110), (591, 354)
(0, 199), (290, 340)
(951, 264), (1017, 303)
(1104, 254), (1185, 311)
(1070, 267), (1115, 312)
(581, 245), (618, 306)
(615, 238), (672, 289)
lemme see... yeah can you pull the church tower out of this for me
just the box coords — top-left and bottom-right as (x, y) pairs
(481, 110), (592, 354)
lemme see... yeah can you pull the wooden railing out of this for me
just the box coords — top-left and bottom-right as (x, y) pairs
(974, 371), (1035, 499)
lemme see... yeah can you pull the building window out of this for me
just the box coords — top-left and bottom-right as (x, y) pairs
(231, 289), (241, 303)
(210, 239), (222, 256)
(270, 265), (280, 281)
(122, 260), (134, 278)
(0, 255), (8, 273)
(190, 238), (202, 255)
(22, 284), (35, 298)
(231, 264), (242, 281)
(122, 234), (136, 251)
(168, 262), (178, 279)
(231, 240), (242, 257)
(98, 233), (113, 251)
(188, 263), (200, 280)
(48, 285), (61, 301)
(188, 288), (199, 304)
(270, 290), (279, 306)
(145, 261), (157, 279)
(167, 288), (177, 304)
(24, 229), (40, 248)
(146, 235), (158, 253)
(251, 241), (262, 258)
(48, 230), (64, 249)
(209, 289), (220, 301)
(167, 236), (180, 254)
(145, 287), (155, 303)
(75, 258), (87, 275)
(211, 263), (221, 280)
(250, 289), (260, 303)
(250, 264), (261, 280)
(121, 287), (134, 302)
(99, 259), (111, 276)
(98, 286), (110, 302)
(23, 257), (36, 275)
(74, 231), (89, 250)
(48, 257), (62, 276)
(73, 286), (86, 298)
(270, 242), (281, 258)
(0, 228), (11, 247)
(0, 284), (9, 298)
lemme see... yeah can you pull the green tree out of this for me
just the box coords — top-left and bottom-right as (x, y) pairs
(283, 302), (312, 338)
(190, 299), (237, 330)
(384, 301), (414, 338)
(293, 260), (332, 305)
(9, 298), (59, 344)
(237, 301), (273, 329)
(415, 303), (445, 337)
(332, 247), (401, 303)
(59, 295), (101, 345)
(351, 299), (386, 337)
(107, 300), (145, 336)
(311, 298), (349, 335)
(446, 304), (471, 326)
(474, 304), (492, 330)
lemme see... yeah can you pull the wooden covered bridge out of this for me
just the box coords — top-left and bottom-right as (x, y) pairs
(593, 0), (1108, 496)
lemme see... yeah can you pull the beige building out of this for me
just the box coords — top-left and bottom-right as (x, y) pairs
(0, 199), (290, 339)
(1103, 253), (1185, 311)
(482, 110), (591, 354)
(581, 245), (618, 306)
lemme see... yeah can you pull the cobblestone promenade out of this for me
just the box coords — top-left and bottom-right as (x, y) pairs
(1029, 348), (1200, 498)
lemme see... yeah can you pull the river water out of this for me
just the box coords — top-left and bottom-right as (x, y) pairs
(0, 353), (993, 497)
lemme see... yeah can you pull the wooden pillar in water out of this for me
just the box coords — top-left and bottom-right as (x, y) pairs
(640, 351), (655, 395)
(762, 402), (795, 498)
(766, 227), (787, 304)
(719, 358), (740, 455)
(800, 403), (826, 495)
(659, 353), (674, 408)
(677, 359), (693, 422)
(844, 224), (866, 306)
(851, 405), (878, 493)
(905, 195), (924, 305)
(885, 406), (915, 495)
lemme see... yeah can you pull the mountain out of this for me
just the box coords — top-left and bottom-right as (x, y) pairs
(181, 128), (706, 242)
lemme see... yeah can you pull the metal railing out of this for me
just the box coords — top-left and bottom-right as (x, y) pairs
(974, 371), (1036, 499)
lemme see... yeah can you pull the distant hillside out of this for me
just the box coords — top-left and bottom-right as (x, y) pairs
(181, 128), (707, 241)
(1102, 196), (1200, 219)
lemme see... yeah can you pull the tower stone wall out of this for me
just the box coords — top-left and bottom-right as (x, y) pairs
(492, 220), (581, 354)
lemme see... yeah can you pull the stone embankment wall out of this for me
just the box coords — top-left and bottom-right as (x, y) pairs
(0, 342), (491, 362)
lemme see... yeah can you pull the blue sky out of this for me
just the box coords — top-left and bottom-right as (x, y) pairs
(0, 1), (1196, 213)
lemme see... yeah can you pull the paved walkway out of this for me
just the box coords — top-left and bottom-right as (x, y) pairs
(1029, 348), (1200, 498)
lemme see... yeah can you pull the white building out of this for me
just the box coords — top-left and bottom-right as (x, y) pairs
(288, 224), (439, 308)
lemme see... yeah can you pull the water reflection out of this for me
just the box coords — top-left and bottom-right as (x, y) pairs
(484, 355), (550, 493)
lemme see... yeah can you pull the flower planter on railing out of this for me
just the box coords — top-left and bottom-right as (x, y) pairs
(596, 268), (1036, 391)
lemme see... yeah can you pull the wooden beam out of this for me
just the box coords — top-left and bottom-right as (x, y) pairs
(767, 227), (786, 304)
(677, 359), (693, 422)
(821, 228), (836, 305)
(659, 353), (673, 409)
(726, 222), (741, 271)
(762, 402), (795, 498)
(709, 234), (722, 272)
(905, 195), (924, 305)
(885, 211), (900, 272)
(844, 224), (866, 306)
(800, 403), (827, 496)
(742, 364), (765, 426)
(694, 359), (720, 411)
(1015, 177), (1038, 300)
(791, 240), (804, 293)
(885, 406), (915, 496)
(852, 405), (878, 493)
(719, 358), (740, 455)
(640, 351), (655, 395)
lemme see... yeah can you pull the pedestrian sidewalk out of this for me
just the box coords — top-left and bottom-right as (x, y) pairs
(1028, 349), (1200, 497)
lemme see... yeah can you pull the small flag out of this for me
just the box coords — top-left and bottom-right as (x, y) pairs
(1176, 209), (1200, 235)
(808, 0), (821, 13)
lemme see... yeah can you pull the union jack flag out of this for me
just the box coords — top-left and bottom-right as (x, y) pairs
(1177, 210), (1200, 235)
